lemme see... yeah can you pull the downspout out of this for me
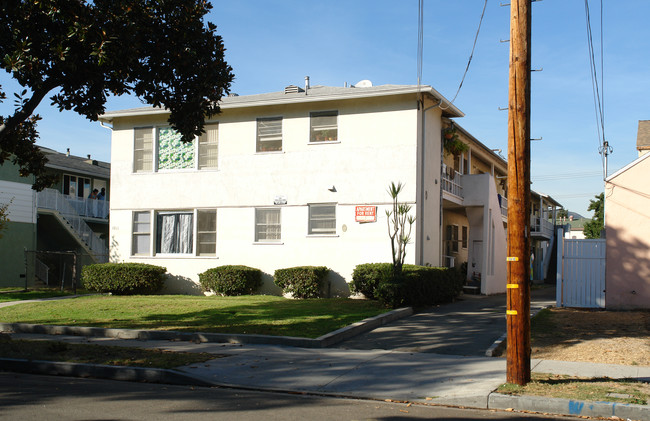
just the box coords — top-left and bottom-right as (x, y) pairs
(418, 98), (443, 266)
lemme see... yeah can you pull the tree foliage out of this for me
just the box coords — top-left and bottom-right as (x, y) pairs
(386, 182), (415, 278)
(583, 193), (604, 239)
(0, 198), (11, 239)
(0, 0), (233, 190)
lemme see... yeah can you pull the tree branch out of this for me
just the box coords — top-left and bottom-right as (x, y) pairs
(0, 80), (58, 140)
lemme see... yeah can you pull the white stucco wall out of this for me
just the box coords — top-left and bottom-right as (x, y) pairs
(461, 173), (507, 295)
(108, 95), (425, 294)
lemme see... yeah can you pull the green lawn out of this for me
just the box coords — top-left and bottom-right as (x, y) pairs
(0, 295), (387, 338)
(0, 289), (88, 303)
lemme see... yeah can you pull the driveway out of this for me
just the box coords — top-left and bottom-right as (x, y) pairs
(336, 286), (556, 356)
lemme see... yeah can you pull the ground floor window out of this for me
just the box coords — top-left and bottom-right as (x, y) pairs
(309, 204), (336, 235)
(197, 209), (217, 255)
(255, 208), (281, 242)
(156, 212), (194, 254)
(132, 211), (151, 255)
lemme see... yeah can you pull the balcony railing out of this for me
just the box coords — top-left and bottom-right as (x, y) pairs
(499, 195), (508, 217)
(441, 168), (463, 198)
(530, 215), (554, 237)
(36, 188), (109, 260)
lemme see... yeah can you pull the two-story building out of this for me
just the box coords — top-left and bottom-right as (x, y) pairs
(99, 81), (516, 295)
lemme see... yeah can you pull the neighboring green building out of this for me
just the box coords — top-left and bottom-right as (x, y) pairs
(0, 161), (37, 287)
(0, 147), (110, 288)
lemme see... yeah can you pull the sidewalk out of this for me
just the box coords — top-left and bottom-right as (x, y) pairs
(1, 290), (649, 420)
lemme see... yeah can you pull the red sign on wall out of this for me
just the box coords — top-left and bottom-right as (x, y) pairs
(355, 205), (377, 223)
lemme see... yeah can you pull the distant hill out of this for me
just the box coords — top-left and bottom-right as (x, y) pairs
(568, 211), (585, 220)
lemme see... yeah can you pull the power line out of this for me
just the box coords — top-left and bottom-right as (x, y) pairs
(442, 0), (488, 106)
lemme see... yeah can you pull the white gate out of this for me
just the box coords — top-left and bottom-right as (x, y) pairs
(556, 229), (606, 308)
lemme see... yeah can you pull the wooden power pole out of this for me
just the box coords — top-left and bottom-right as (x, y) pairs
(506, 0), (532, 386)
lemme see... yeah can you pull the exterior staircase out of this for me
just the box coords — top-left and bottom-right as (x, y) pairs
(36, 188), (109, 262)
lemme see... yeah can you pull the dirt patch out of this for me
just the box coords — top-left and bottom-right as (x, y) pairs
(531, 308), (650, 366)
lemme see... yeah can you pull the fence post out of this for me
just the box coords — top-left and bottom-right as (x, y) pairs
(555, 228), (563, 307)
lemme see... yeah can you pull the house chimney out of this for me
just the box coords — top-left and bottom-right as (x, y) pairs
(87, 154), (91, 160)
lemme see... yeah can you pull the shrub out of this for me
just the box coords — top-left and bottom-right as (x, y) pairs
(198, 265), (262, 296)
(274, 266), (330, 299)
(81, 263), (166, 295)
(350, 263), (393, 299)
(372, 265), (464, 308)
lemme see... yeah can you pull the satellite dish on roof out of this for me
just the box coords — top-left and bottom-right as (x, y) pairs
(354, 79), (373, 88)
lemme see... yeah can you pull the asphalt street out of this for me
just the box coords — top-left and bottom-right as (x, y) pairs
(0, 372), (569, 421)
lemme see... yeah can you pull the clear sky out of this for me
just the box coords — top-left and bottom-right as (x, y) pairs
(1, 1), (648, 217)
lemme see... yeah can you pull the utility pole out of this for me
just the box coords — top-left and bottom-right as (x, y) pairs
(506, 0), (531, 386)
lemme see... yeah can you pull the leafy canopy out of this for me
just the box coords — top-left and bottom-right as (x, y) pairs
(583, 192), (604, 239)
(0, 0), (233, 190)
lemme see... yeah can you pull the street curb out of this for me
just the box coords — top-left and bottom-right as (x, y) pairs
(485, 304), (552, 357)
(488, 392), (649, 420)
(0, 357), (214, 387)
(0, 307), (412, 349)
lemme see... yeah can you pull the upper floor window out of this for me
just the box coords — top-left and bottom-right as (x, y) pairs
(310, 111), (338, 142)
(133, 125), (218, 173)
(134, 127), (153, 173)
(198, 124), (219, 169)
(308, 204), (336, 235)
(157, 127), (195, 170)
(256, 117), (282, 152)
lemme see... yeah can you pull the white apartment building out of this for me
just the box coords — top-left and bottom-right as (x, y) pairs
(99, 81), (508, 295)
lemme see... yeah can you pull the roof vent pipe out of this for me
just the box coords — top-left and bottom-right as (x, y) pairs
(305, 76), (310, 91)
(66, 148), (70, 157)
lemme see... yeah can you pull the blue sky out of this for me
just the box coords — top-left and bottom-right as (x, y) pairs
(1, 1), (648, 217)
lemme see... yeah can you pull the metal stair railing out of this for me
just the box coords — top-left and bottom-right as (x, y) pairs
(36, 188), (109, 261)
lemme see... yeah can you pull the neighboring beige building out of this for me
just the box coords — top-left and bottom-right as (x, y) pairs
(99, 81), (517, 295)
(604, 122), (650, 309)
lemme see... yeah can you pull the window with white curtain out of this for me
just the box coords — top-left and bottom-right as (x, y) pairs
(308, 204), (336, 235)
(132, 211), (151, 255)
(255, 208), (281, 242)
(198, 124), (218, 169)
(155, 211), (194, 254)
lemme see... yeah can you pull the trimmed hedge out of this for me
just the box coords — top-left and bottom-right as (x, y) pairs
(274, 266), (330, 299)
(81, 263), (166, 295)
(350, 263), (393, 299)
(352, 263), (465, 308)
(198, 265), (262, 296)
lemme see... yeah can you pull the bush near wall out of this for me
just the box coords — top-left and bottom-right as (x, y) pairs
(352, 263), (464, 308)
(274, 266), (330, 299)
(81, 263), (166, 295)
(198, 265), (262, 296)
(350, 263), (393, 299)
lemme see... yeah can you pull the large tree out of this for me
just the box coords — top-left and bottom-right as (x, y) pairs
(583, 193), (604, 239)
(0, 0), (233, 190)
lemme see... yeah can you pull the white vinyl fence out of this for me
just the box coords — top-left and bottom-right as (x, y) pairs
(556, 228), (606, 308)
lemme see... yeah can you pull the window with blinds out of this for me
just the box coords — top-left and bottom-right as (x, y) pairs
(198, 124), (219, 169)
(310, 111), (338, 142)
(134, 127), (153, 172)
(256, 117), (282, 152)
(308, 204), (336, 235)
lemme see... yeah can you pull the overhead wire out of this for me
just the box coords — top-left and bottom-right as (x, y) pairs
(584, 0), (609, 179)
(440, 0), (488, 108)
